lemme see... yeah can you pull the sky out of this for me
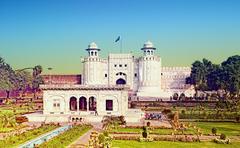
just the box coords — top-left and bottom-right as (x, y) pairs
(0, 0), (239, 74)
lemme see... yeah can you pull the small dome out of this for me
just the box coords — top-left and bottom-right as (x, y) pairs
(143, 40), (154, 48)
(88, 42), (98, 49)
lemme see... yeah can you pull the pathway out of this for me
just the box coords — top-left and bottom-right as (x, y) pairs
(67, 122), (103, 148)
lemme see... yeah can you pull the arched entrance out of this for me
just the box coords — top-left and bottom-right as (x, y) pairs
(79, 96), (87, 111)
(89, 96), (96, 111)
(116, 78), (126, 85)
(69, 97), (77, 111)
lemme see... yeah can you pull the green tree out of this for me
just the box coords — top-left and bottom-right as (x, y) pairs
(221, 55), (240, 96)
(0, 57), (16, 99)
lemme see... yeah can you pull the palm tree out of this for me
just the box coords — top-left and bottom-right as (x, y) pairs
(16, 65), (43, 100)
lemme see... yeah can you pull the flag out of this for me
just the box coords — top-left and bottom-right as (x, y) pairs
(115, 36), (121, 42)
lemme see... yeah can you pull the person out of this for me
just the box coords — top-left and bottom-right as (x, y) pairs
(95, 108), (98, 116)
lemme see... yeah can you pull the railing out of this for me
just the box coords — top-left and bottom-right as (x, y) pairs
(19, 125), (72, 148)
(40, 84), (130, 90)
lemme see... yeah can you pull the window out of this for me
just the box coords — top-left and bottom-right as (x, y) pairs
(119, 64), (122, 67)
(114, 64), (117, 67)
(106, 100), (113, 111)
(134, 73), (137, 77)
(125, 64), (127, 67)
(53, 103), (56, 107)
(57, 103), (60, 107)
(105, 74), (107, 77)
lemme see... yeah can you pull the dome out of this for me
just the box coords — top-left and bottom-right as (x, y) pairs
(141, 40), (156, 50)
(88, 42), (98, 49)
(86, 42), (101, 51)
(143, 41), (154, 48)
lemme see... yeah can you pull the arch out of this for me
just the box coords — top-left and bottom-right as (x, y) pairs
(116, 78), (126, 85)
(89, 96), (97, 111)
(79, 96), (87, 111)
(69, 97), (77, 111)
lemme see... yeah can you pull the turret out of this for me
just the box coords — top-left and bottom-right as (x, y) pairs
(137, 41), (162, 97)
(86, 42), (100, 57)
(141, 41), (156, 56)
(82, 42), (103, 85)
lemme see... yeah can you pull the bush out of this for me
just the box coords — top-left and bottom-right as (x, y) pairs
(220, 133), (226, 140)
(181, 110), (186, 115)
(142, 126), (148, 138)
(146, 122), (151, 127)
(212, 127), (217, 135)
(162, 108), (172, 114)
(236, 116), (240, 122)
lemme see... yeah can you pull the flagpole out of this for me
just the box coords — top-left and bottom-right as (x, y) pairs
(120, 37), (122, 53)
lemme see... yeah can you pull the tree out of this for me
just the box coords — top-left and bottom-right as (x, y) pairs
(188, 58), (213, 91)
(221, 55), (240, 96)
(16, 65), (44, 100)
(15, 70), (33, 96)
(0, 57), (16, 99)
(187, 55), (240, 97)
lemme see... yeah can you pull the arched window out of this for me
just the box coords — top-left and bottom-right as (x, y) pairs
(69, 97), (77, 111)
(147, 50), (150, 55)
(116, 78), (126, 85)
(89, 96), (96, 111)
(79, 96), (87, 111)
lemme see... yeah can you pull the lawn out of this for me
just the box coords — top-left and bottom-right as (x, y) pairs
(0, 124), (59, 148)
(112, 140), (240, 148)
(110, 122), (240, 136)
(39, 124), (92, 148)
(0, 105), (33, 133)
(110, 127), (174, 135)
(194, 122), (240, 136)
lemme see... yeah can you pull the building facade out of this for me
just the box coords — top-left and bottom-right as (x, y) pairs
(27, 41), (194, 123)
(82, 41), (194, 98)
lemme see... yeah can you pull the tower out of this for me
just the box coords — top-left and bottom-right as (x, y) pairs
(137, 41), (162, 97)
(83, 42), (103, 85)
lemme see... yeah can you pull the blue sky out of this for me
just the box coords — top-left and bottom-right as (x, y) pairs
(0, 0), (239, 74)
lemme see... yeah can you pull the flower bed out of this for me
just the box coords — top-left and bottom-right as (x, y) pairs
(112, 134), (200, 142)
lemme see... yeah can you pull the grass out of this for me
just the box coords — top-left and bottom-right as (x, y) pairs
(0, 104), (34, 133)
(110, 122), (240, 136)
(112, 140), (240, 148)
(194, 122), (240, 136)
(0, 124), (59, 148)
(39, 124), (92, 148)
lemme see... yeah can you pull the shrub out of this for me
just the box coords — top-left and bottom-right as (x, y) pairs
(162, 108), (172, 114)
(212, 127), (217, 135)
(181, 110), (185, 115)
(142, 126), (148, 138)
(220, 133), (226, 140)
(236, 116), (240, 122)
(146, 122), (151, 127)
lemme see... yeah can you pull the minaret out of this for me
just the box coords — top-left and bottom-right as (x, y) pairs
(83, 42), (103, 85)
(137, 41), (162, 97)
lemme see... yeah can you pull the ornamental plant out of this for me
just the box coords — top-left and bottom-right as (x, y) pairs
(220, 133), (226, 140)
(142, 126), (148, 138)
(212, 127), (217, 135)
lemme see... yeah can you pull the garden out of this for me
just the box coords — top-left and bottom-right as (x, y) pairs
(0, 123), (59, 148)
(38, 124), (92, 148)
(93, 112), (240, 148)
(112, 140), (240, 148)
